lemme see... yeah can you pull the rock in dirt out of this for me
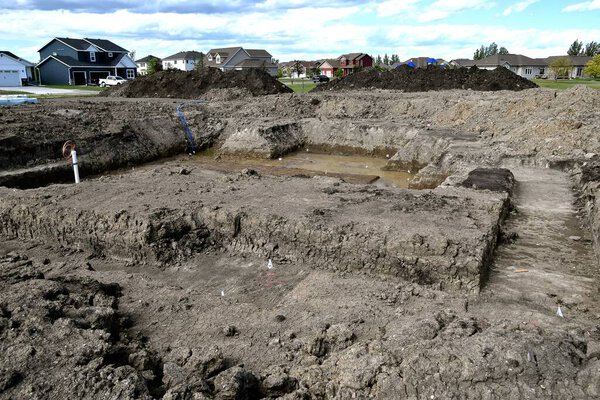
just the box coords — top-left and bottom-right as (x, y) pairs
(314, 65), (537, 93)
(102, 68), (292, 99)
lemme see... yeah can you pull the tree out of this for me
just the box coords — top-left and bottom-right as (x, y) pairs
(276, 68), (284, 78)
(474, 43), (508, 60)
(568, 39), (583, 56)
(309, 67), (321, 77)
(549, 57), (573, 79)
(147, 57), (162, 75)
(584, 54), (600, 78)
(376, 54), (382, 64)
(335, 68), (344, 78)
(194, 52), (205, 70)
(391, 54), (400, 64)
(584, 41), (600, 56)
(291, 60), (304, 78)
(383, 53), (389, 65)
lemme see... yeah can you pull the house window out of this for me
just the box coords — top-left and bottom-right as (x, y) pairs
(126, 69), (135, 79)
(525, 67), (533, 75)
(208, 54), (212, 61)
(539, 67), (545, 75)
(216, 55), (221, 64)
(108, 52), (113, 58)
(90, 52), (96, 62)
(576, 67), (584, 77)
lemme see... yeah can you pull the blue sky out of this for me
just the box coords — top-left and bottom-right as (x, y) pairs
(1, 0), (599, 62)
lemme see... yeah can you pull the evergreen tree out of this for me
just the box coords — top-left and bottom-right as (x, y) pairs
(499, 47), (509, 54)
(376, 54), (382, 64)
(383, 53), (390, 65)
(584, 41), (600, 56)
(568, 39), (584, 56)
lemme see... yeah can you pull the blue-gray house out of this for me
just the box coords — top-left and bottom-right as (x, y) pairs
(37, 37), (138, 85)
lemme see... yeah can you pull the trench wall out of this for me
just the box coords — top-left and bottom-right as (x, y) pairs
(0, 179), (509, 293)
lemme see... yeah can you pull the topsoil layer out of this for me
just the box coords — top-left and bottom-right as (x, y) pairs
(314, 65), (538, 92)
(102, 68), (293, 98)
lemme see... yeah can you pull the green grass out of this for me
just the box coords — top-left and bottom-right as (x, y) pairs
(42, 85), (106, 91)
(0, 90), (30, 95)
(533, 78), (600, 90)
(286, 82), (317, 93)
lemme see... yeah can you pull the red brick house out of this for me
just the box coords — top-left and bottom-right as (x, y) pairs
(319, 53), (373, 77)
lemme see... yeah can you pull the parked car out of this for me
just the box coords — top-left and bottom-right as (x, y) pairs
(312, 75), (330, 83)
(98, 76), (127, 87)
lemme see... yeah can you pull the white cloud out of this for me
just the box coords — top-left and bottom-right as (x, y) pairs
(503, 0), (538, 16)
(417, 0), (491, 22)
(376, 0), (422, 17)
(562, 0), (600, 11)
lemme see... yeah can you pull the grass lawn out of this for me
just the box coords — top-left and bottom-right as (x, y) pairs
(533, 79), (600, 90)
(42, 85), (106, 92)
(284, 82), (317, 93)
(0, 90), (30, 95)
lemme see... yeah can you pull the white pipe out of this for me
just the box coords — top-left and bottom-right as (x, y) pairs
(71, 150), (80, 184)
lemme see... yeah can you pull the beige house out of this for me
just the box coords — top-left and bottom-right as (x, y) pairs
(205, 47), (278, 76)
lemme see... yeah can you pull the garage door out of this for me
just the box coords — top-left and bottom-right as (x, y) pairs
(0, 70), (21, 87)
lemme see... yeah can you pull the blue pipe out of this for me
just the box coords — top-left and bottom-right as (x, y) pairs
(176, 100), (207, 154)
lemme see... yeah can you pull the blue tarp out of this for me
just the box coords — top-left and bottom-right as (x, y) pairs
(427, 58), (437, 64)
(406, 61), (416, 68)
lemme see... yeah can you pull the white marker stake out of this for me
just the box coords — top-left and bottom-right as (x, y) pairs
(267, 259), (273, 269)
(556, 306), (564, 318)
(71, 150), (80, 184)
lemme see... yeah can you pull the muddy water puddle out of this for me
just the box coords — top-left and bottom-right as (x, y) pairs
(183, 150), (415, 188)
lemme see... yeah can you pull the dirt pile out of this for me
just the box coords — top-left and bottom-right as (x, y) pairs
(102, 68), (292, 98)
(314, 65), (538, 92)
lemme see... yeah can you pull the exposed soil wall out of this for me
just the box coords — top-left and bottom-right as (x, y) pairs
(0, 168), (509, 293)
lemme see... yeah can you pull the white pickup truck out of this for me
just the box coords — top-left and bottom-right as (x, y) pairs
(98, 76), (127, 87)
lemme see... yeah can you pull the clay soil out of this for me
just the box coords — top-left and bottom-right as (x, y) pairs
(1, 83), (600, 399)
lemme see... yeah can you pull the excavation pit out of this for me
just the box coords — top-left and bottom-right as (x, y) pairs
(0, 163), (508, 293)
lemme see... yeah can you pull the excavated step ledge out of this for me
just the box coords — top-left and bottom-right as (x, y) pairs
(0, 167), (511, 293)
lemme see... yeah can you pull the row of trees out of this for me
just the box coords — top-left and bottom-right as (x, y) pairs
(567, 40), (600, 56)
(473, 42), (509, 60)
(375, 54), (401, 65)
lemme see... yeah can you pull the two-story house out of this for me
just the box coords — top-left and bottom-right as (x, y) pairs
(136, 55), (162, 75)
(37, 37), (137, 85)
(319, 53), (373, 77)
(162, 51), (203, 71)
(205, 47), (278, 76)
(0, 51), (35, 86)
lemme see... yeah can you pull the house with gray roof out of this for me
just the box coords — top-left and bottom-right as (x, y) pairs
(451, 53), (593, 79)
(451, 54), (548, 79)
(136, 55), (162, 75)
(0, 51), (34, 86)
(162, 51), (203, 71)
(37, 37), (137, 85)
(545, 55), (592, 78)
(205, 47), (277, 76)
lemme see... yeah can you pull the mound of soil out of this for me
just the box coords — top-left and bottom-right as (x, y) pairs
(314, 65), (538, 92)
(102, 68), (292, 98)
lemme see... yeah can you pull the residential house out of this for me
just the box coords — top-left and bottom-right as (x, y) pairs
(0, 51), (34, 86)
(450, 54), (547, 79)
(37, 37), (137, 85)
(399, 57), (449, 68)
(205, 47), (278, 76)
(279, 60), (321, 78)
(162, 51), (203, 71)
(136, 55), (162, 75)
(545, 55), (592, 79)
(319, 59), (340, 78)
(319, 53), (373, 77)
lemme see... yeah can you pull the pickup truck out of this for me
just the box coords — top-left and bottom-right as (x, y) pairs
(98, 76), (127, 87)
